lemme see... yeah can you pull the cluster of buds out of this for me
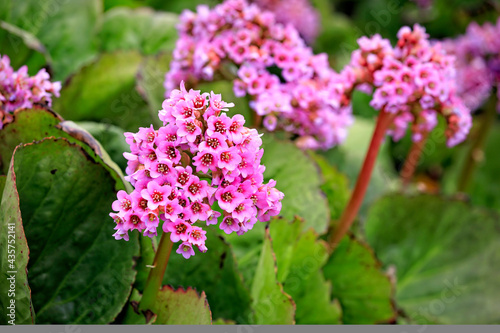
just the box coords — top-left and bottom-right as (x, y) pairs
(442, 18), (500, 113)
(110, 82), (283, 259)
(165, 0), (353, 150)
(343, 24), (472, 146)
(0, 54), (61, 129)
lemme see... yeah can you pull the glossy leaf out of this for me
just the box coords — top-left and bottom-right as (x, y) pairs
(162, 227), (252, 324)
(13, 138), (139, 323)
(366, 194), (500, 324)
(323, 236), (396, 324)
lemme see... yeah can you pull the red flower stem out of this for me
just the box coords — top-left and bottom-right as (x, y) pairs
(138, 232), (173, 319)
(328, 109), (395, 250)
(400, 131), (429, 187)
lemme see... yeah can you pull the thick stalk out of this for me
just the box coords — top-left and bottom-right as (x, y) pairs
(328, 109), (395, 250)
(457, 96), (497, 192)
(400, 131), (429, 187)
(138, 232), (173, 318)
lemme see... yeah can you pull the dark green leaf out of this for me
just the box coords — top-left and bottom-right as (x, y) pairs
(365, 194), (500, 324)
(136, 52), (172, 114)
(13, 138), (140, 323)
(323, 236), (396, 324)
(162, 226), (253, 323)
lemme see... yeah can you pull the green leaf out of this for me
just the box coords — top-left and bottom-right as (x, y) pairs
(4, 0), (101, 80)
(0, 107), (128, 192)
(13, 138), (140, 323)
(261, 135), (330, 233)
(136, 52), (172, 114)
(251, 225), (295, 325)
(52, 51), (156, 131)
(323, 236), (396, 324)
(0, 159), (35, 325)
(162, 226), (253, 323)
(99, 7), (178, 55)
(309, 152), (350, 222)
(365, 194), (500, 324)
(75, 121), (129, 172)
(153, 286), (212, 325)
(270, 218), (342, 324)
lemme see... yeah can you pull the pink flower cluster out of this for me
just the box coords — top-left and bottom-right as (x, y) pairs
(442, 18), (500, 113)
(165, 0), (353, 150)
(0, 54), (61, 129)
(251, 0), (320, 44)
(343, 24), (472, 146)
(110, 82), (283, 259)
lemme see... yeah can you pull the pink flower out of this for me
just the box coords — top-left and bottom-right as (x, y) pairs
(163, 198), (183, 221)
(218, 147), (242, 171)
(141, 181), (170, 210)
(176, 242), (196, 259)
(188, 226), (207, 246)
(164, 219), (192, 242)
(216, 185), (244, 212)
(176, 118), (202, 142)
(220, 216), (240, 234)
(112, 190), (132, 216)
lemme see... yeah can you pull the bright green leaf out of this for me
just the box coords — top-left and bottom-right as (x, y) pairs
(251, 225), (295, 324)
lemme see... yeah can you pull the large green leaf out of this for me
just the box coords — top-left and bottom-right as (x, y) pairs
(98, 7), (178, 55)
(365, 194), (500, 324)
(3, 0), (101, 80)
(251, 225), (295, 324)
(0, 159), (35, 325)
(269, 218), (342, 324)
(52, 51), (154, 131)
(12, 138), (140, 323)
(323, 236), (396, 324)
(0, 107), (128, 191)
(261, 135), (330, 233)
(162, 227), (252, 324)
(153, 286), (212, 325)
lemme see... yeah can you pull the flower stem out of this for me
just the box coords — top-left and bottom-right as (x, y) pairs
(138, 231), (173, 319)
(457, 96), (497, 192)
(400, 131), (429, 187)
(328, 109), (395, 250)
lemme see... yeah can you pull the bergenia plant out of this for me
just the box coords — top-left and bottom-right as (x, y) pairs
(165, 0), (353, 150)
(0, 54), (61, 129)
(328, 24), (472, 248)
(109, 82), (283, 315)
